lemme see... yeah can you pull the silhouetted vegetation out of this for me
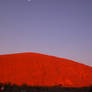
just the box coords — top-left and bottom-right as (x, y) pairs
(0, 82), (92, 92)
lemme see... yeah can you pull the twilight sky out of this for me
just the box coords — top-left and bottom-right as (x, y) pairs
(0, 0), (92, 66)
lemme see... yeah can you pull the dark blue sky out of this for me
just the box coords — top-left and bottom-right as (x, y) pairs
(0, 0), (92, 66)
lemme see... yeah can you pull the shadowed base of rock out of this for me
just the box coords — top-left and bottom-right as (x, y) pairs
(0, 83), (92, 92)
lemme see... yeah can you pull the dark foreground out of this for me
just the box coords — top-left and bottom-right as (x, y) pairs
(0, 83), (92, 92)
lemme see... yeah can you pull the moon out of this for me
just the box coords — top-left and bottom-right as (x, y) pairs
(27, 0), (32, 2)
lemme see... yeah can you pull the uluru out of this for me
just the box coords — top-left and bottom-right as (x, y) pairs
(0, 53), (92, 88)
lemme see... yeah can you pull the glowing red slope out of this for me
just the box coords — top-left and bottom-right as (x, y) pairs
(0, 53), (92, 87)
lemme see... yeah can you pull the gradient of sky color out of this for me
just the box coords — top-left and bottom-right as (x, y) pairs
(0, 0), (92, 66)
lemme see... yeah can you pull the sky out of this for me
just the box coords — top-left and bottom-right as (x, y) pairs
(0, 0), (92, 66)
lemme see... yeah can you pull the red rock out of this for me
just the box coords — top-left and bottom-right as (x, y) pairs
(0, 53), (92, 87)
